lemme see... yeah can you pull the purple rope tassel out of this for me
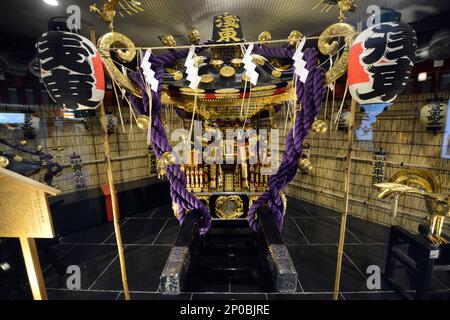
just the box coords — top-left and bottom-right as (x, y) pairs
(247, 47), (325, 231)
(128, 49), (211, 235)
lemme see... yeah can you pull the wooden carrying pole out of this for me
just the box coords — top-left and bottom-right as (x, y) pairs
(333, 98), (357, 300)
(20, 237), (48, 300)
(89, 27), (131, 300)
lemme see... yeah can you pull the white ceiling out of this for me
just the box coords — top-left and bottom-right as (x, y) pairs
(1, 0), (449, 47)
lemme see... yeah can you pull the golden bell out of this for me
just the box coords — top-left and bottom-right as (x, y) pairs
(136, 115), (150, 130)
(298, 158), (313, 174)
(161, 34), (176, 47)
(288, 30), (303, 46)
(188, 28), (201, 45)
(36, 145), (43, 152)
(311, 119), (328, 134)
(0, 156), (9, 168)
(258, 31), (272, 46)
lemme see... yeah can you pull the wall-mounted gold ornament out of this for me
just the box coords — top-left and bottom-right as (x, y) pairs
(258, 31), (272, 46)
(311, 119), (328, 134)
(375, 169), (449, 244)
(98, 32), (141, 97)
(318, 22), (355, 85)
(0, 156), (9, 168)
(161, 34), (176, 47)
(200, 74), (214, 84)
(188, 28), (201, 45)
(220, 66), (236, 78)
(215, 195), (244, 219)
(136, 115), (150, 129)
(287, 30), (303, 46)
(210, 59), (224, 69)
(298, 158), (313, 174)
(173, 71), (183, 81)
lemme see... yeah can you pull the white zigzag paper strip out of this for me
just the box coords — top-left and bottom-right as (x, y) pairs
(140, 49), (159, 92)
(185, 46), (200, 89)
(243, 43), (259, 86)
(292, 37), (309, 83)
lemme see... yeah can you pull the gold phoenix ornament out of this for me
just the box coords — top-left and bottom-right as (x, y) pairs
(375, 169), (449, 244)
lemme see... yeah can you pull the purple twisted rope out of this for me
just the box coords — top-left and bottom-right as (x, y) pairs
(247, 47), (325, 231)
(127, 49), (212, 235)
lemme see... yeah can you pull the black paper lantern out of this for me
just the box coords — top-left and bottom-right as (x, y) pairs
(36, 31), (105, 110)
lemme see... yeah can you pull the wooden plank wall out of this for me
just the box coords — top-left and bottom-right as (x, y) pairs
(279, 91), (450, 233)
(0, 104), (153, 193)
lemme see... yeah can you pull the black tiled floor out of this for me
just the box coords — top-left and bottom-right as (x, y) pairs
(281, 218), (307, 244)
(47, 289), (120, 300)
(118, 292), (191, 300)
(90, 245), (171, 291)
(287, 244), (368, 292)
(151, 205), (173, 218)
(293, 217), (359, 244)
(153, 219), (179, 245)
(267, 293), (336, 300)
(60, 223), (115, 244)
(106, 219), (167, 245)
(345, 215), (390, 244)
(14, 197), (449, 300)
(44, 244), (118, 290)
(192, 293), (267, 300)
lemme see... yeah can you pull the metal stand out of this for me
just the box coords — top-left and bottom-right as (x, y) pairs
(385, 225), (450, 300)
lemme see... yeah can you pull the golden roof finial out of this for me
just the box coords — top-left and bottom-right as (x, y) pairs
(90, 0), (144, 32)
(337, 0), (357, 22)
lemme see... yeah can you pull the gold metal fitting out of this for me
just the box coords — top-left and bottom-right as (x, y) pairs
(136, 115), (150, 130)
(230, 58), (244, 68)
(36, 145), (43, 152)
(188, 28), (201, 45)
(172, 202), (180, 219)
(287, 30), (303, 46)
(219, 66), (236, 78)
(251, 54), (266, 66)
(20, 140), (28, 146)
(209, 59), (224, 69)
(298, 158), (313, 174)
(258, 31), (272, 46)
(311, 119), (328, 134)
(200, 74), (214, 84)
(13, 155), (23, 162)
(161, 34), (176, 47)
(242, 74), (251, 82)
(271, 69), (282, 78)
(0, 156), (9, 168)
(173, 71), (183, 81)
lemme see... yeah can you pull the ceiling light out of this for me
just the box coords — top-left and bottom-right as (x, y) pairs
(417, 72), (427, 82)
(43, 0), (59, 6)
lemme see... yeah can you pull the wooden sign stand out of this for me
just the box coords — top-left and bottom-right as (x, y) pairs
(0, 167), (60, 300)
